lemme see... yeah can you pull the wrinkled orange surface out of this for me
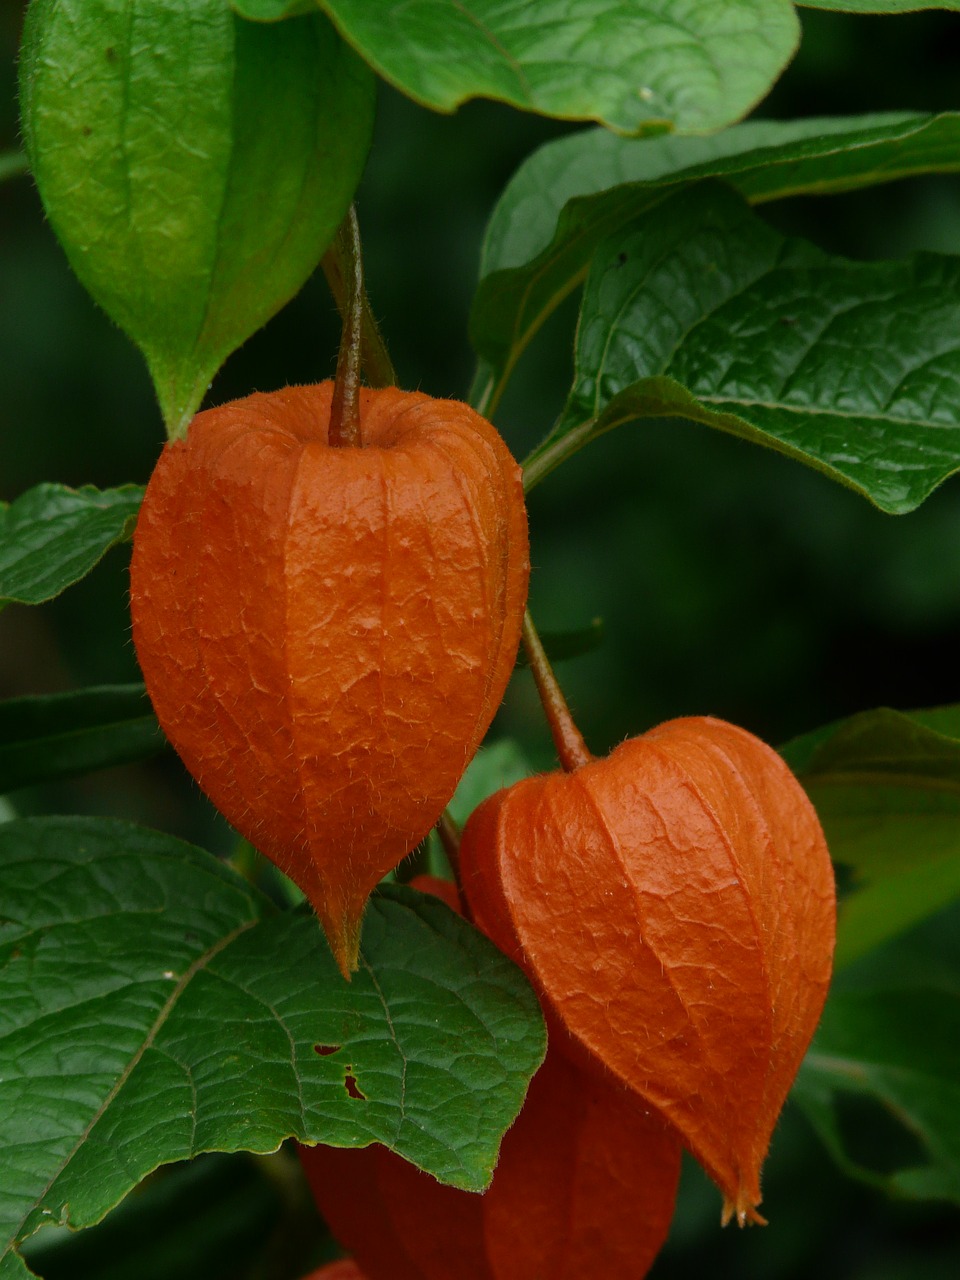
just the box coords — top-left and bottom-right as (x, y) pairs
(130, 382), (528, 975)
(459, 715), (836, 1225)
(298, 875), (680, 1279)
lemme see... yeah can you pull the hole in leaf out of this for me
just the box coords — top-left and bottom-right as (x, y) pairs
(314, 1044), (341, 1057)
(344, 1072), (366, 1101)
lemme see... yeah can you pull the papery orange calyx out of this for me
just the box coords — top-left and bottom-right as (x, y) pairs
(130, 381), (529, 976)
(459, 715), (837, 1222)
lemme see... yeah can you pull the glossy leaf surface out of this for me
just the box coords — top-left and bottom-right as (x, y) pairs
(784, 706), (960, 968)
(470, 112), (960, 408)
(288, 0), (799, 136)
(0, 685), (163, 794)
(0, 485), (143, 609)
(20, 1), (374, 437)
(528, 183), (960, 512)
(0, 818), (545, 1278)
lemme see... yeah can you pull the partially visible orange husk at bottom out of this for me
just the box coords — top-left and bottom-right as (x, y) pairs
(297, 876), (682, 1279)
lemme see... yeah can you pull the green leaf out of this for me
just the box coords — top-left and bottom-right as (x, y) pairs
(0, 485), (144, 608)
(0, 686), (164, 794)
(233, 0), (316, 17)
(470, 111), (960, 411)
(20, 1), (375, 438)
(782, 706), (960, 969)
(447, 740), (535, 829)
(794, 988), (960, 1204)
(420, 740), (535, 879)
(19, 1153), (287, 1280)
(0, 818), (545, 1276)
(526, 182), (960, 512)
(515, 619), (605, 669)
(301, 0), (799, 136)
(0, 152), (28, 183)
(799, 3), (960, 11)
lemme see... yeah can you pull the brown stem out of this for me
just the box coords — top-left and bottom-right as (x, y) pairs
(436, 810), (461, 881)
(327, 206), (364, 448)
(322, 208), (396, 392)
(522, 610), (593, 772)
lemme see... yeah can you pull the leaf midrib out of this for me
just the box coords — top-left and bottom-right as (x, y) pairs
(4, 916), (257, 1258)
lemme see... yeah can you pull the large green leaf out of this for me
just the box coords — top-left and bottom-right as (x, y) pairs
(795, 987), (960, 1204)
(0, 686), (163, 794)
(782, 706), (960, 969)
(470, 111), (960, 411)
(284, 0), (800, 137)
(525, 182), (960, 512)
(0, 819), (545, 1279)
(20, 1), (374, 438)
(0, 485), (144, 609)
(479, 111), (949, 280)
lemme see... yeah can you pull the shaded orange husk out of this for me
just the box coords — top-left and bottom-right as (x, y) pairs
(298, 1143), (426, 1280)
(300, 1262), (368, 1280)
(298, 1049), (680, 1280)
(408, 874), (463, 915)
(130, 382), (529, 975)
(483, 1051), (681, 1279)
(459, 715), (836, 1224)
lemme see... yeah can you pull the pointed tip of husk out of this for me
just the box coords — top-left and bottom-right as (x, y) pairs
(315, 903), (364, 982)
(721, 1192), (767, 1229)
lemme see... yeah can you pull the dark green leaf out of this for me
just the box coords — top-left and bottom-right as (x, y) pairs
(0, 818), (544, 1276)
(20, 1), (375, 437)
(0, 485), (144, 608)
(19, 1153), (288, 1280)
(470, 111), (960, 411)
(527, 183), (960, 512)
(233, 0), (316, 17)
(782, 704), (960, 779)
(0, 686), (164, 794)
(0, 152), (28, 183)
(515, 618), (604, 668)
(782, 706), (960, 969)
(311, 0), (798, 136)
(794, 988), (960, 1203)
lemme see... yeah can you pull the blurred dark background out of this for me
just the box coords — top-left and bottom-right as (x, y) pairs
(3, 2), (960, 1277)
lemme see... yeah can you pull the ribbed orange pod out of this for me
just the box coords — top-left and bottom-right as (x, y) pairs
(299, 1042), (680, 1279)
(459, 715), (836, 1226)
(130, 382), (528, 975)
